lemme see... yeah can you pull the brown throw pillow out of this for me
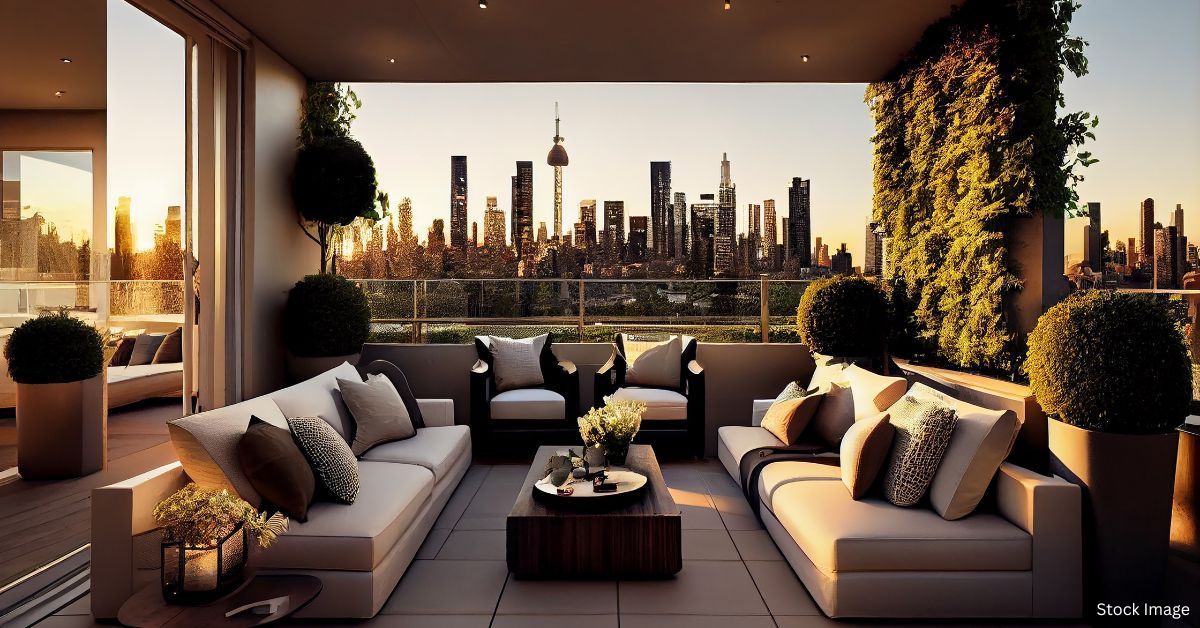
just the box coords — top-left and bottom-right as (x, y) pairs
(840, 412), (895, 499)
(128, 333), (166, 366)
(337, 374), (416, 456)
(760, 392), (825, 445)
(809, 381), (855, 447)
(152, 327), (184, 363)
(237, 416), (316, 521)
(109, 337), (136, 366)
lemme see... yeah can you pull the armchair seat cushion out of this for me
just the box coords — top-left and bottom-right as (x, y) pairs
(611, 387), (688, 420)
(360, 425), (471, 482)
(490, 388), (566, 420)
(767, 479), (1031, 574)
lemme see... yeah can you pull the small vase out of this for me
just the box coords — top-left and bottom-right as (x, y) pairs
(583, 445), (607, 470)
(606, 441), (629, 467)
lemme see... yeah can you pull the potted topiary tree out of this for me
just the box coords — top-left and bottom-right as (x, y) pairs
(283, 274), (371, 382)
(5, 310), (105, 479)
(1026, 290), (1190, 605)
(795, 275), (889, 368)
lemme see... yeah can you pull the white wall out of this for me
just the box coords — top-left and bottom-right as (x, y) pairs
(241, 42), (309, 398)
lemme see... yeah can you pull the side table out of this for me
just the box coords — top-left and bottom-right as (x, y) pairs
(117, 574), (321, 627)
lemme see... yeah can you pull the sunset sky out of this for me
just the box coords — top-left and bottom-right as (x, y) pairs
(104, 0), (1200, 262)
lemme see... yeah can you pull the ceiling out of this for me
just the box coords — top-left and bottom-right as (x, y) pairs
(210, 0), (959, 83)
(0, 0), (106, 110)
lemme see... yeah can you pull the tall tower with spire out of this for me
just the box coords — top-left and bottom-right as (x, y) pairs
(546, 102), (569, 242)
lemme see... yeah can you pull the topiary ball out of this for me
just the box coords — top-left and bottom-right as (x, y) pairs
(795, 276), (889, 357)
(284, 274), (371, 357)
(1025, 291), (1191, 434)
(292, 136), (379, 227)
(6, 311), (103, 384)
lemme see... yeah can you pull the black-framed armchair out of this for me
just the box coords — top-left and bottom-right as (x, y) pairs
(594, 333), (705, 457)
(470, 333), (579, 453)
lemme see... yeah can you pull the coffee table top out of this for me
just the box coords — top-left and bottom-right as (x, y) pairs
(117, 574), (321, 627)
(509, 444), (679, 519)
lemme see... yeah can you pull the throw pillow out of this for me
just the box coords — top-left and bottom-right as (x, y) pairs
(881, 396), (958, 507)
(361, 359), (426, 429)
(624, 335), (682, 388)
(807, 361), (847, 389)
(840, 411), (895, 499)
(487, 334), (548, 392)
(773, 381), (807, 403)
(337, 373), (416, 456)
(237, 416), (315, 521)
(808, 381), (856, 447)
(760, 391), (826, 445)
(910, 384), (1022, 520)
(287, 416), (360, 504)
(128, 333), (166, 366)
(152, 327), (184, 363)
(109, 336), (136, 366)
(842, 365), (908, 418)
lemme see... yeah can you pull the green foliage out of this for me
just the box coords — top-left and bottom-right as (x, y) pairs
(284, 274), (371, 357)
(795, 276), (888, 357)
(299, 82), (360, 146)
(867, 0), (1093, 372)
(5, 310), (103, 384)
(1026, 291), (1190, 434)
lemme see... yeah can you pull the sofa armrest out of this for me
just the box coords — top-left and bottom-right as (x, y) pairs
(91, 462), (189, 619)
(995, 462), (1082, 618)
(751, 399), (773, 427)
(417, 398), (455, 427)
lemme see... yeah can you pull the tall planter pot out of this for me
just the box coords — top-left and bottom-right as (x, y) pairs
(285, 352), (359, 384)
(1049, 419), (1178, 604)
(17, 373), (106, 479)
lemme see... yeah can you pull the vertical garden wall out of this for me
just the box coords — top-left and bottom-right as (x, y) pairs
(868, 0), (1092, 373)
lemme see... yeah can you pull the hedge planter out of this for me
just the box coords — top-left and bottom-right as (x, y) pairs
(285, 352), (359, 384)
(17, 373), (106, 479)
(1049, 419), (1178, 605)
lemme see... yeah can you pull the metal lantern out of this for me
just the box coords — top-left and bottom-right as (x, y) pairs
(160, 523), (247, 604)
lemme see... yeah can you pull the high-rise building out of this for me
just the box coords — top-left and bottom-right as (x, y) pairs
(650, 161), (671, 257)
(471, 221), (479, 248)
(1176, 203), (1185, 236)
(483, 196), (506, 247)
(788, 178), (812, 267)
(1086, 201), (1101, 272)
(715, 154), (736, 274)
(672, 192), (687, 257)
(748, 203), (761, 262)
(450, 156), (468, 251)
(573, 222), (587, 250)
(546, 103), (569, 241)
(864, 221), (884, 276)
(813, 237), (824, 268)
(537, 221), (548, 245)
(113, 196), (135, 280)
(1127, 237), (1137, 273)
(604, 201), (625, 258)
(165, 205), (182, 247)
(690, 194), (720, 276)
(512, 161), (534, 258)
(831, 243), (852, 275)
(579, 199), (597, 250)
(1141, 198), (1155, 270)
(1155, 226), (1179, 289)
(781, 216), (790, 261)
(628, 216), (648, 262)
(763, 200), (777, 263)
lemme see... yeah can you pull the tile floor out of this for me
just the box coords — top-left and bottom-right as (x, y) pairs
(39, 460), (1100, 628)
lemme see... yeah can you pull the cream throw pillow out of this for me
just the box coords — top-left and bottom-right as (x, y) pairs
(840, 411), (895, 499)
(337, 374), (416, 456)
(488, 334), (547, 392)
(625, 335), (682, 388)
(881, 395), (958, 507)
(842, 365), (908, 418)
(910, 383), (1022, 520)
(760, 391), (825, 445)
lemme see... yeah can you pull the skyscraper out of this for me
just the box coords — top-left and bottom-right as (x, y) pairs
(1141, 197), (1155, 270)
(471, 221), (479, 248)
(1175, 203), (1185, 235)
(113, 196), (135, 280)
(537, 222), (548, 245)
(831, 243), (852, 275)
(1086, 201), (1101, 272)
(512, 161), (534, 258)
(762, 199), (777, 263)
(650, 161), (672, 257)
(1154, 225), (1179, 289)
(546, 103), (569, 241)
(715, 154), (736, 274)
(165, 205), (182, 247)
(628, 216), (648, 262)
(579, 199), (597, 250)
(450, 156), (468, 251)
(690, 194), (720, 276)
(604, 201), (625, 258)
(484, 196), (506, 247)
(672, 192), (687, 257)
(788, 177), (812, 268)
(864, 221), (884, 276)
(781, 216), (791, 261)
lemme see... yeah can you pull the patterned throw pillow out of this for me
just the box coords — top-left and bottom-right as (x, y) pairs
(881, 396), (958, 507)
(487, 335), (548, 392)
(287, 416), (360, 504)
(773, 381), (807, 403)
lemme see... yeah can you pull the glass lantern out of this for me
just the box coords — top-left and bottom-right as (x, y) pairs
(160, 523), (247, 604)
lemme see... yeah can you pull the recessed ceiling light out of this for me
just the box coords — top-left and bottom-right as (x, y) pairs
(724, 0), (731, 9)
(801, 54), (810, 63)
(54, 91), (65, 97)
(388, 58), (396, 63)
(478, 0), (487, 7)
(60, 58), (72, 64)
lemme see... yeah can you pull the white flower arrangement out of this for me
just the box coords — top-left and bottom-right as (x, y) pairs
(578, 397), (645, 451)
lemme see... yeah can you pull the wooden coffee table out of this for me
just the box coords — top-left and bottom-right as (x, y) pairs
(507, 444), (682, 579)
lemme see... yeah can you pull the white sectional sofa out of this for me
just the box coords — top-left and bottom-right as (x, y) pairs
(717, 392), (1082, 619)
(91, 362), (470, 620)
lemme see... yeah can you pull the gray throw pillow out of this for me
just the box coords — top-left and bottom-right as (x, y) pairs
(128, 333), (166, 366)
(287, 415), (360, 504)
(487, 334), (547, 392)
(337, 374), (416, 456)
(881, 396), (958, 507)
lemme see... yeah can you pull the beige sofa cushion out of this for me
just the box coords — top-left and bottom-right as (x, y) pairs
(611, 386), (687, 420)
(716, 425), (784, 481)
(269, 361), (361, 442)
(769, 480), (1031, 573)
(167, 396), (289, 507)
(253, 461), (433, 572)
(360, 425), (471, 482)
(757, 459), (841, 505)
(842, 365), (907, 417)
(910, 383), (1022, 520)
(490, 388), (565, 420)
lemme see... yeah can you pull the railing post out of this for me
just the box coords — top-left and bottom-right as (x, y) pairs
(578, 279), (585, 342)
(759, 273), (770, 343)
(411, 279), (419, 343)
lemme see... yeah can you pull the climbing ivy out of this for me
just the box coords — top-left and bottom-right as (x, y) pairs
(867, 0), (1094, 373)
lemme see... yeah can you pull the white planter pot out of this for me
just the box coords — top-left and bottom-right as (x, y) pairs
(16, 373), (106, 479)
(285, 352), (360, 384)
(1049, 419), (1178, 604)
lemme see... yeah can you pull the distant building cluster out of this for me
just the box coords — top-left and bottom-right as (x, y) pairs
(1070, 198), (1193, 289)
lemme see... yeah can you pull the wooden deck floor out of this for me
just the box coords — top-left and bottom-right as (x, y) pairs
(0, 400), (182, 589)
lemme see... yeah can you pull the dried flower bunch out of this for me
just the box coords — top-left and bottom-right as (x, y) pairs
(153, 483), (288, 549)
(578, 397), (645, 449)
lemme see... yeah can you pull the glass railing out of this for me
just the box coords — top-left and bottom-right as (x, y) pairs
(353, 277), (812, 344)
(0, 279), (186, 330)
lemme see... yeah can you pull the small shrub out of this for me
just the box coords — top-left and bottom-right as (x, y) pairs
(795, 276), (888, 357)
(1025, 291), (1191, 434)
(5, 311), (103, 384)
(284, 274), (371, 357)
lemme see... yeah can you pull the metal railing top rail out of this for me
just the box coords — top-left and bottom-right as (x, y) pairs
(352, 277), (813, 284)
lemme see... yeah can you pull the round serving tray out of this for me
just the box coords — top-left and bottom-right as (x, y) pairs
(532, 469), (648, 508)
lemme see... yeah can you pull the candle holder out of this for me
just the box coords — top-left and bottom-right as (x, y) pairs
(160, 523), (247, 605)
